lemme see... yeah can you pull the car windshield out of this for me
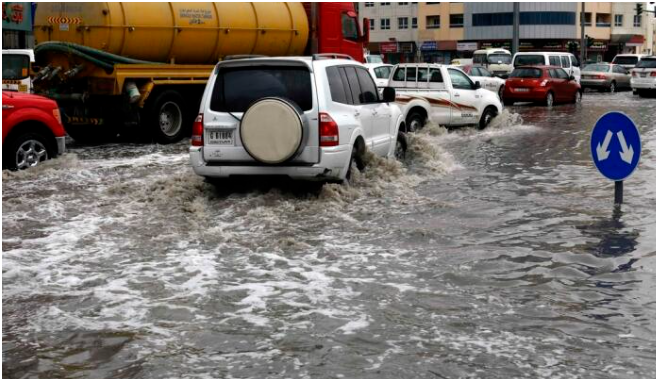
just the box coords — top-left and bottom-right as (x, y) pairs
(488, 54), (512, 64)
(613, 56), (639, 65)
(2, 54), (30, 80)
(509, 68), (543, 78)
(583, 64), (610, 72)
(514, 55), (544, 67)
(636, 58), (656, 68)
(211, 66), (312, 112)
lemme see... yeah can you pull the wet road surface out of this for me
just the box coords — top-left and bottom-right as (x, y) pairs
(2, 91), (656, 378)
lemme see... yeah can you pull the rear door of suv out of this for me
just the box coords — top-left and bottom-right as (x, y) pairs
(203, 60), (319, 164)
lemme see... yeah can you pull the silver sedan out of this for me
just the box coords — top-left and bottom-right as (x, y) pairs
(580, 63), (631, 93)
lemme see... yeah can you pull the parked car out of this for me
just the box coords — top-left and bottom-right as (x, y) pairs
(472, 48), (513, 78)
(2, 91), (66, 170)
(502, 66), (582, 107)
(456, 65), (506, 99)
(630, 56), (656, 98)
(512, 52), (581, 83)
(365, 63), (394, 87)
(612, 54), (648, 70)
(580, 63), (631, 92)
(388, 63), (502, 131)
(189, 55), (406, 183)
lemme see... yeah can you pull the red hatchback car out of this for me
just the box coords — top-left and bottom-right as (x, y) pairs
(503, 66), (582, 106)
(2, 91), (66, 170)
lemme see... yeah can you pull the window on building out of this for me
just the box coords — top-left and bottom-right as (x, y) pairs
(582, 12), (592, 26)
(381, 2), (391, 6)
(365, 2), (374, 7)
(398, 17), (408, 29)
(370, 18), (376, 30)
(614, 14), (623, 27)
(427, 2), (441, 4)
(596, 13), (611, 27)
(399, 2), (409, 5)
(381, 18), (391, 30)
(472, 12), (513, 26)
(412, 17), (418, 29)
(450, 14), (464, 28)
(634, 15), (641, 27)
(427, 15), (440, 29)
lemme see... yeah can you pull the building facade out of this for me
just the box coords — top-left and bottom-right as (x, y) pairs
(358, 2), (655, 64)
(2, 2), (34, 49)
(359, 2), (419, 64)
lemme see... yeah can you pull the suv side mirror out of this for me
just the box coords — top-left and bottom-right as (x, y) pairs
(473, 81), (481, 90)
(382, 87), (396, 102)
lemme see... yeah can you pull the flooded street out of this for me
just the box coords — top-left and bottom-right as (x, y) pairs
(2, 92), (655, 378)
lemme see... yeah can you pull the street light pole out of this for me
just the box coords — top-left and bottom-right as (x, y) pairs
(580, 2), (586, 64)
(512, 2), (520, 54)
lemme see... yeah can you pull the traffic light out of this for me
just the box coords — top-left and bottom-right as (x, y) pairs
(635, 3), (643, 16)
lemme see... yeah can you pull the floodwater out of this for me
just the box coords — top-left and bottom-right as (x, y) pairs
(2, 92), (655, 378)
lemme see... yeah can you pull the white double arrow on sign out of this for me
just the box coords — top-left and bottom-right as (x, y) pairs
(596, 130), (634, 164)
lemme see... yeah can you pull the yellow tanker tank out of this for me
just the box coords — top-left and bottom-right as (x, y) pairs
(34, 2), (310, 64)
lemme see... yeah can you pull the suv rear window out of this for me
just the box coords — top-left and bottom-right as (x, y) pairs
(210, 66), (312, 112)
(514, 55), (544, 67)
(2, 54), (30, 80)
(510, 68), (543, 78)
(636, 58), (656, 68)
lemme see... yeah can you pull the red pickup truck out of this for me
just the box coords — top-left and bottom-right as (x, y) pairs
(2, 91), (66, 170)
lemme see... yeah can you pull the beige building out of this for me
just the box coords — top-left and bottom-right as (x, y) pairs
(416, 2), (466, 62)
(358, 2), (419, 63)
(609, 2), (649, 55)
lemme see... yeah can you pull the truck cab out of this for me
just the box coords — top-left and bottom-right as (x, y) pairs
(2, 49), (34, 93)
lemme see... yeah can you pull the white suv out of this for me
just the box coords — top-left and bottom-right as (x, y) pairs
(189, 55), (406, 182)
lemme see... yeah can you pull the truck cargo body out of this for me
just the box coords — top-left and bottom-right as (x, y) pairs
(31, 2), (369, 144)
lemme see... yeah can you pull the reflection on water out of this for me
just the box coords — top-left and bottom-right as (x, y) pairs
(576, 206), (639, 258)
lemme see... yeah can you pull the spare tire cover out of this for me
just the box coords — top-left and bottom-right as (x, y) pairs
(240, 98), (304, 164)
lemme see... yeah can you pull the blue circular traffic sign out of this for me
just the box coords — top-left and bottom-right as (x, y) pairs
(590, 111), (641, 181)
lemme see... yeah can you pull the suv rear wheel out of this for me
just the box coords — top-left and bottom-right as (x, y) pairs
(395, 132), (407, 160)
(346, 145), (365, 182)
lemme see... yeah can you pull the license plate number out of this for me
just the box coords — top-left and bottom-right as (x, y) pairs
(640, 73), (647, 77)
(208, 130), (234, 145)
(515, 88), (529, 92)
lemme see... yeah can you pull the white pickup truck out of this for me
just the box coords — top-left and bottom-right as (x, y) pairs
(388, 63), (503, 131)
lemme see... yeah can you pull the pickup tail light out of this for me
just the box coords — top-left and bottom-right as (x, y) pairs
(52, 108), (62, 125)
(319, 112), (339, 147)
(191, 113), (204, 146)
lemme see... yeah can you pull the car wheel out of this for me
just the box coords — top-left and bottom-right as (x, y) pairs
(498, 85), (505, 100)
(4, 132), (52, 171)
(609, 81), (616, 93)
(145, 90), (187, 144)
(545, 92), (554, 107)
(572, 90), (582, 104)
(395, 132), (407, 160)
(478, 106), (497, 130)
(406, 112), (425, 132)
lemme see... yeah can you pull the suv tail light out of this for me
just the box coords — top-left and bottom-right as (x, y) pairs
(652, 71), (656, 77)
(632, 71), (637, 77)
(191, 113), (204, 146)
(319, 112), (339, 147)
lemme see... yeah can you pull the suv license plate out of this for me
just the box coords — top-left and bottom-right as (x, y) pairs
(208, 130), (234, 145)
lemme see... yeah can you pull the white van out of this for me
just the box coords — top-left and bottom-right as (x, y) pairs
(512, 52), (581, 83)
(2, 49), (34, 93)
(472, 49), (513, 78)
(612, 54), (648, 69)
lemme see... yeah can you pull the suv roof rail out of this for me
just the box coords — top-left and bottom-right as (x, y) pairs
(312, 53), (355, 61)
(223, 54), (267, 61)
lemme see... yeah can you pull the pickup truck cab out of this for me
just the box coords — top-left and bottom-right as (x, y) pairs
(389, 63), (503, 131)
(2, 91), (66, 170)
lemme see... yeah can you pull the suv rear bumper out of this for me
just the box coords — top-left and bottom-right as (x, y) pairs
(189, 145), (350, 181)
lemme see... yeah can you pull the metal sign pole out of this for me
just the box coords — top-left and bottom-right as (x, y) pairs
(614, 181), (623, 205)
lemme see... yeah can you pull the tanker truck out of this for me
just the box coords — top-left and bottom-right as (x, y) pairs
(32, 2), (370, 144)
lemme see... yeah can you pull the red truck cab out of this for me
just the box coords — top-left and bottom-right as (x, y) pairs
(2, 91), (66, 170)
(304, 2), (369, 62)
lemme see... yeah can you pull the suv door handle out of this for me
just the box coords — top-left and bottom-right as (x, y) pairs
(354, 111), (360, 117)
(454, 93), (460, 97)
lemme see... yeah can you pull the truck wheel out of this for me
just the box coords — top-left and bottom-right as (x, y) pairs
(146, 90), (187, 144)
(478, 107), (497, 130)
(406, 112), (425, 132)
(4, 132), (52, 171)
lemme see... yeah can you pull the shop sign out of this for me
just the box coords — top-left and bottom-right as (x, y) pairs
(2, 2), (31, 31)
(590, 41), (608, 50)
(542, 42), (564, 50)
(420, 41), (437, 51)
(457, 42), (478, 51)
(380, 42), (399, 53)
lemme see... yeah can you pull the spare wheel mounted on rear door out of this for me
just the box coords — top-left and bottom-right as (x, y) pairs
(240, 97), (305, 164)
